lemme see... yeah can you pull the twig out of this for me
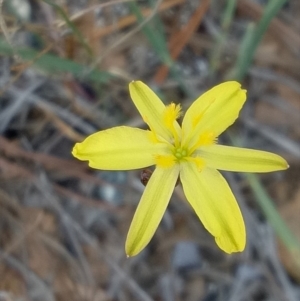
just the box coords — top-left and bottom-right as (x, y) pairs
(242, 118), (300, 158)
(249, 67), (300, 95)
(153, 0), (211, 84)
(0, 78), (46, 132)
(56, 0), (135, 27)
(85, 0), (164, 75)
(0, 0), (19, 61)
(92, 0), (185, 39)
(0, 250), (55, 301)
(33, 176), (96, 288)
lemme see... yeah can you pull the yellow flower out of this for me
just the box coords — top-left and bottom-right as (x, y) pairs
(72, 81), (288, 257)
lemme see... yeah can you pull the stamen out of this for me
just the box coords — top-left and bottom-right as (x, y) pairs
(163, 103), (182, 129)
(183, 97), (216, 147)
(155, 154), (176, 168)
(188, 132), (217, 155)
(197, 132), (217, 146)
(162, 103), (182, 147)
(187, 157), (205, 171)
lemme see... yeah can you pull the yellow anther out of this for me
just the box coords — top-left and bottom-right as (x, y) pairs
(187, 157), (205, 171)
(189, 131), (217, 155)
(155, 154), (176, 168)
(163, 103), (182, 129)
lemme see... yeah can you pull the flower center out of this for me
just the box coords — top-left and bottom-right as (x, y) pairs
(174, 147), (188, 160)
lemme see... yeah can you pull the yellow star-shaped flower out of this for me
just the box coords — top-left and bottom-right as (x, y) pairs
(72, 81), (288, 257)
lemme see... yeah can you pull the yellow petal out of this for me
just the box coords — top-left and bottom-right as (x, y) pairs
(180, 164), (246, 253)
(182, 82), (246, 146)
(129, 81), (177, 141)
(196, 145), (289, 172)
(72, 126), (166, 170)
(126, 165), (180, 256)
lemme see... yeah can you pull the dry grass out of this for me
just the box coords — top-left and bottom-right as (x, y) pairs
(0, 0), (300, 300)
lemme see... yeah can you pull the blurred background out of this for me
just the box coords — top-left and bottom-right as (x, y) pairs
(0, 0), (300, 300)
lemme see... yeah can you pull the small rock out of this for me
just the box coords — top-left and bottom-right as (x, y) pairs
(172, 241), (202, 272)
(235, 264), (262, 282)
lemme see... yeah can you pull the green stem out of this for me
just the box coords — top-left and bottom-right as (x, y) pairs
(230, 0), (288, 80)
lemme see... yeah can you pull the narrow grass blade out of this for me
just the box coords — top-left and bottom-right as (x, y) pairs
(128, 1), (191, 96)
(0, 39), (115, 83)
(128, 1), (171, 64)
(246, 173), (300, 268)
(209, 0), (236, 75)
(41, 0), (93, 57)
(228, 132), (300, 259)
(230, 0), (288, 80)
